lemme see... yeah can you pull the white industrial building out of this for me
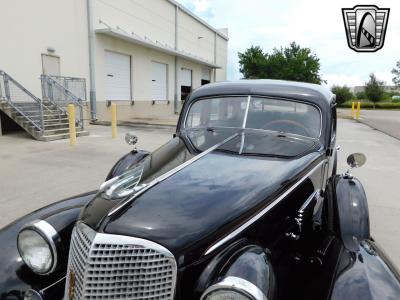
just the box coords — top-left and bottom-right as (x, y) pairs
(0, 0), (228, 135)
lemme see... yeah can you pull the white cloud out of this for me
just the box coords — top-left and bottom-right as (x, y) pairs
(375, 72), (395, 85)
(323, 72), (395, 87)
(323, 74), (364, 87)
(191, 0), (211, 13)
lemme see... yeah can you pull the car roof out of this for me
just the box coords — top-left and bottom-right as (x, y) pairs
(188, 79), (334, 109)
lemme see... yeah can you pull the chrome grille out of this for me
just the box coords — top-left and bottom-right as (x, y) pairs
(65, 222), (177, 300)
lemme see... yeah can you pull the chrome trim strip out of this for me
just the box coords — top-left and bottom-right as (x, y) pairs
(91, 228), (177, 262)
(201, 276), (267, 300)
(299, 190), (318, 213)
(40, 276), (66, 293)
(18, 220), (59, 275)
(24, 289), (43, 300)
(204, 159), (327, 256)
(107, 133), (239, 217)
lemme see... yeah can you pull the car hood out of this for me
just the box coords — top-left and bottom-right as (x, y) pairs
(80, 129), (323, 266)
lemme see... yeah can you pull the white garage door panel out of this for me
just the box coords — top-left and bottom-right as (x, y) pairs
(105, 51), (131, 100)
(201, 68), (210, 81)
(180, 68), (192, 87)
(151, 62), (167, 101)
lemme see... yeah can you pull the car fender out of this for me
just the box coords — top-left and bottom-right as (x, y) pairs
(0, 191), (96, 300)
(331, 240), (400, 300)
(196, 243), (276, 300)
(334, 175), (370, 252)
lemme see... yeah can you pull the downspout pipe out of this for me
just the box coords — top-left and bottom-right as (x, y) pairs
(174, 5), (179, 114)
(87, 0), (97, 121)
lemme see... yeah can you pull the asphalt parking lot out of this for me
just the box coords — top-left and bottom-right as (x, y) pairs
(1, 118), (400, 267)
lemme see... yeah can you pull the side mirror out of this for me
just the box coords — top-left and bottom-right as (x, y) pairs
(344, 153), (366, 178)
(347, 153), (366, 169)
(125, 133), (138, 149)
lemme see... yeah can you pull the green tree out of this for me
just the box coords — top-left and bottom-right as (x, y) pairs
(392, 60), (400, 86)
(331, 85), (353, 105)
(238, 46), (267, 79)
(365, 73), (385, 108)
(355, 91), (366, 100)
(238, 42), (324, 84)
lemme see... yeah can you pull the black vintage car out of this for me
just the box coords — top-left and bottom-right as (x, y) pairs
(1, 80), (400, 300)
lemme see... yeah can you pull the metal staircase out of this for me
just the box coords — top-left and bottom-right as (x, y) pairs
(0, 70), (89, 141)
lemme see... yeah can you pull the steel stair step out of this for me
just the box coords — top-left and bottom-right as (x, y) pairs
(15, 113), (68, 119)
(39, 130), (90, 141)
(44, 118), (69, 123)
(30, 123), (70, 129)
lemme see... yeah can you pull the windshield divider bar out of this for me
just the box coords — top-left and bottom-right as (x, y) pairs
(242, 95), (251, 129)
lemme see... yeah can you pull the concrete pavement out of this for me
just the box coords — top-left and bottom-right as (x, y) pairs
(336, 118), (400, 267)
(1, 119), (400, 267)
(339, 108), (400, 140)
(0, 124), (174, 227)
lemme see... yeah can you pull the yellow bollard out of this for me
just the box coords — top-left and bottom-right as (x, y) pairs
(111, 103), (117, 138)
(356, 101), (361, 120)
(351, 102), (355, 118)
(68, 104), (76, 146)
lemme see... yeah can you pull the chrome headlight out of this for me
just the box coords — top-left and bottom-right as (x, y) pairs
(17, 220), (59, 275)
(201, 277), (267, 300)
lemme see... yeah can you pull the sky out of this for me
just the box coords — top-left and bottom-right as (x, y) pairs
(175, 0), (400, 87)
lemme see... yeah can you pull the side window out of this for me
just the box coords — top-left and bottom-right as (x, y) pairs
(247, 97), (321, 138)
(185, 97), (248, 128)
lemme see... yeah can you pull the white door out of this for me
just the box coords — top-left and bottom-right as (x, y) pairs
(42, 54), (60, 76)
(105, 51), (131, 100)
(151, 62), (168, 101)
(180, 68), (192, 87)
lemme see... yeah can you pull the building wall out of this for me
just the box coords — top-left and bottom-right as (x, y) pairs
(92, 0), (226, 67)
(94, 35), (216, 122)
(178, 10), (215, 63)
(215, 31), (228, 81)
(0, 0), (89, 97)
(92, 0), (228, 122)
(352, 85), (400, 93)
(94, 34), (176, 122)
(93, 0), (176, 48)
(0, 0), (227, 124)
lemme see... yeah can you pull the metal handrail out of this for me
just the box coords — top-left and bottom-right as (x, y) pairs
(41, 75), (84, 107)
(41, 74), (88, 129)
(0, 70), (45, 133)
(49, 75), (87, 100)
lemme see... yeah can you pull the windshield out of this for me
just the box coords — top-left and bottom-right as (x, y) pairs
(185, 96), (321, 138)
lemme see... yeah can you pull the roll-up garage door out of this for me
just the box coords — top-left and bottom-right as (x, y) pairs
(180, 68), (192, 101)
(180, 68), (192, 87)
(105, 51), (131, 100)
(201, 68), (211, 85)
(151, 62), (168, 101)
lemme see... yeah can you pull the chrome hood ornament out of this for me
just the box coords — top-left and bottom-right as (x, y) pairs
(100, 164), (145, 199)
